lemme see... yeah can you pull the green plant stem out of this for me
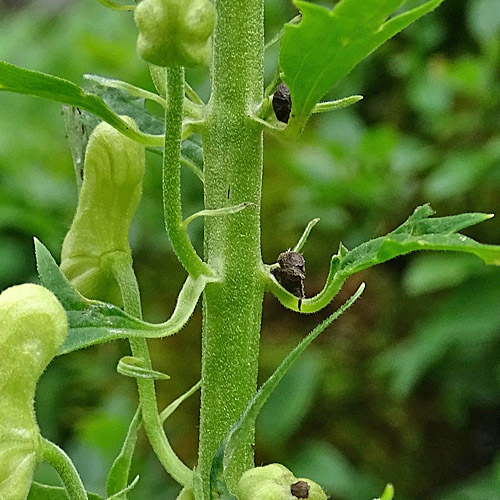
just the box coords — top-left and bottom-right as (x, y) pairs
(163, 66), (211, 278)
(198, 0), (265, 495)
(40, 438), (88, 500)
(112, 259), (193, 487)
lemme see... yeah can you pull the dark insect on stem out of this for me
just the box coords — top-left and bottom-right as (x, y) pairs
(271, 250), (306, 310)
(272, 83), (292, 123)
(291, 481), (310, 499)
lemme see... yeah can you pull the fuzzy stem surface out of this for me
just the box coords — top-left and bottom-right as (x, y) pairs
(198, 0), (265, 494)
(163, 66), (211, 278)
(40, 438), (88, 500)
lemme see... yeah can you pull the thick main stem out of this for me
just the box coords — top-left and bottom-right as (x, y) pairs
(199, 0), (265, 494)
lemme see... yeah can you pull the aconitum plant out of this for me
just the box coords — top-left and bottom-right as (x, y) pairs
(1, 1), (499, 499)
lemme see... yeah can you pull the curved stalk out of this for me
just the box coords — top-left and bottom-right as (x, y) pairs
(262, 257), (348, 314)
(40, 438), (88, 500)
(111, 258), (193, 487)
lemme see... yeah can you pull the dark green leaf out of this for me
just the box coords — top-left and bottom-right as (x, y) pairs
(83, 81), (164, 135)
(0, 61), (162, 145)
(338, 207), (500, 276)
(280, 0), (446, 134)
(210, 285), (365, 497)
(34, 239), (207, 354)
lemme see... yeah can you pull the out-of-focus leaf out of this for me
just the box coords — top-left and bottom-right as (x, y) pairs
(257, 352), (322, 446)
(280, 0), (446, 134)
(403, 253), (485, 296)
(467, 0), (500, 41)
(376, 270), (500, 398)
(434, 454), (500, 500)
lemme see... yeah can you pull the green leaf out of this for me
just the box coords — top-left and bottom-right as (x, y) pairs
(34, 239), (208, 354)
(0, 61), (162, 145)
(338, 210), (500, 276)
(268, 205), (500, 313)
(280, 0), (446, 134)
(210, 284), (365, 497)
(28, 482), (104, 500)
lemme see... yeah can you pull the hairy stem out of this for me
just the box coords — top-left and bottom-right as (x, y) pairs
(40, 438), (88, 500)
(112, 259), (193, 487)
(163, 66), (212, 278)
(198, 0), (265, 494)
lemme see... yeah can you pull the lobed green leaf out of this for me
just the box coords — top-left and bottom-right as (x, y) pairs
(267, 205), (500, 313)
(280, 0), (446, 135)
(34, 239), (209, 354)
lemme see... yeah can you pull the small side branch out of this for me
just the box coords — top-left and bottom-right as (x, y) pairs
(163, 66), (212, 278)
(96, 0), (135, 11)
(181, 202), (254, 230)
(312, 95), (363, 114)
(293, 217), (320, 253)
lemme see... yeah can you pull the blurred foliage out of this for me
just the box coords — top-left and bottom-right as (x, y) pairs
(1, 0), (500, 499)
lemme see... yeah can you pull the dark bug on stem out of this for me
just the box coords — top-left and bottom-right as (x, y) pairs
(271, 250), (306, 310)
(272, 83), (292, 123)
(291, 481), (310, 499)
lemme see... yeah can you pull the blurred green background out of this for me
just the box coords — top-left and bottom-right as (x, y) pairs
(1, 0), (500, 498)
